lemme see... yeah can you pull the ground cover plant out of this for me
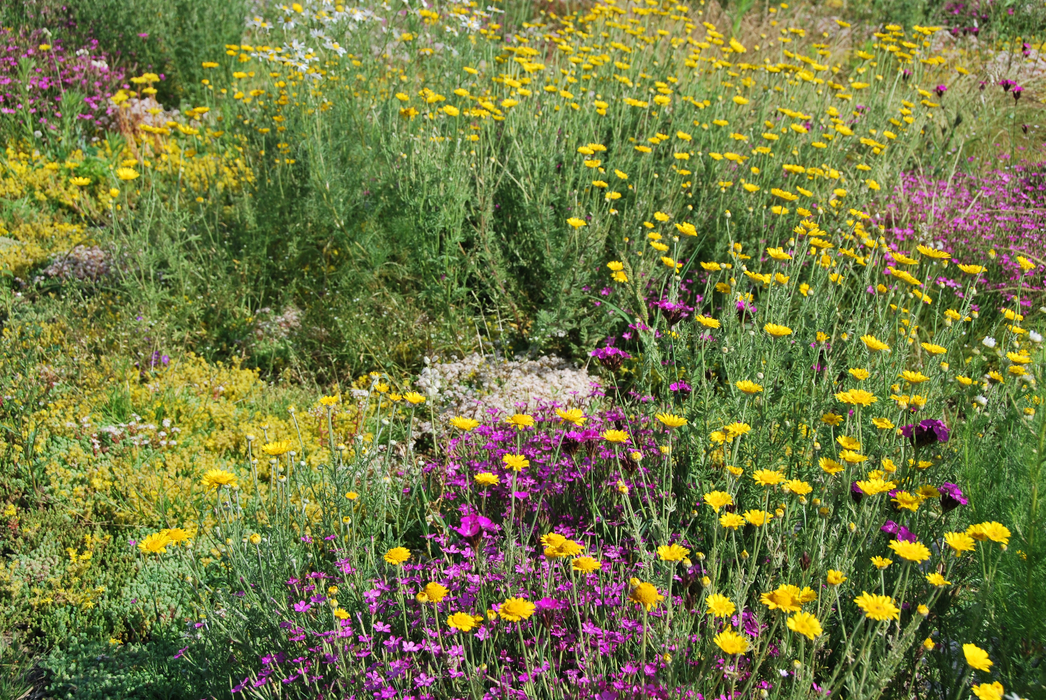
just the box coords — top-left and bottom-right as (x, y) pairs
(0, 0), (1045, 698)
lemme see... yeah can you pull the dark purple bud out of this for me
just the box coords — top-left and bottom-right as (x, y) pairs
(939, 482), (968, 512)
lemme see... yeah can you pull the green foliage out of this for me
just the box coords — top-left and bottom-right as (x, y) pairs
(42, 636), (212, 700)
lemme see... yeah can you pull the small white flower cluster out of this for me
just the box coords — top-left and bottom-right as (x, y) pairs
(253, 305), (302, 341)
(415, 353), (599, 422)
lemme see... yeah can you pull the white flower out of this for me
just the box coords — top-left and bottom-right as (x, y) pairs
(1030, 331), (1043, 343)
(974, 395), (988, 406)
(982, 336), (996, 348)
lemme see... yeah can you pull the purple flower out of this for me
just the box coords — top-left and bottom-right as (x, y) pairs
(939, 482), (968, 512)
(881, 520), (917, 543)
(590, 346), (631, 371)
(669, 381), (691, 396)
(850, 482), (864, 504)
(900, 419), (949, 447)
(454, 513), (495, 542)
(652, 299), (690, 327)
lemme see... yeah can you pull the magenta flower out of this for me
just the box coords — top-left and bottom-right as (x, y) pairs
(900, 419), (950, 447)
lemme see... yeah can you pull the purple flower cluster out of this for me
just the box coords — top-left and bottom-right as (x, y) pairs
(0, 28), (127, 136)
(901, 419), (951, 447)
(882, 163), (1046, 301)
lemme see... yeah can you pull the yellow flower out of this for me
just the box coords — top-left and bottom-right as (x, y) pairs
(837, 435), (861, 450)
(319, 395), (339, 407)
(827, 570), (847, 586)
(474, 472), (499, 486)
(735, 380), (763, 394)
(404, 392), (426, 404)
(201, 469), (238, 489)
(821, 412), (843, 427)
(819, 458), (845, 475)
(628, 580), (664, 611)
(944, 531), (976, 555)
(503, 454), (529, 471)
(602, 430), (629, 443)
(921, 342), (947, 355)
(656, 543), (690, 562)
(450, 417), (480, 431)
(786, 612), (823, 640)
(848, 368), (870, 381)
(417, 582), (449, 603)
(447, 612), (484, 632)
(695, 315), (721, 329)
(261, 440), (293, 456)
(856, 477), (894, 495)
(334, 607), (350, 620)
(963, 643), (993, 672)
(705, 594), (736, 618)
(861, 335), (890, 352)
(703, 491), (734, 511)
(854, 591), (900, 621)
(655, 413), (688, 428)
(571, 556), (602, 573)
(724, 422), (751, 439)
(115, 167), (139, 181)
(719, 513), (746, 529)
(541, 533), (584, 558)
(872, 417), (895, 430)
(783, 479), (812, 496)
(744, 509), (772, 526)
(923, 637), (936, 651)
(764, 323), (793, 337)
(505, 413), (534, 430)
(901, 370), (930, 384)
(760, 585), (816, 613)
(925, 573), (951, 587)
(138, 531), (173, 554)
(384, 547), (411, 565)
(967, 522), (1010, 546)
(70, 176), (92, 186)
(555, 408), (587, 426)
(345, 491), (360, 500)
(713, 629), (750, 654)
(752, 469), (784, 487)
(972, 682), (1005, 700)
(567, 217), (587, 229)
(836, 389), (877, 406)
(888, 539), (931, 563)
(162, 528), (190, 545)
